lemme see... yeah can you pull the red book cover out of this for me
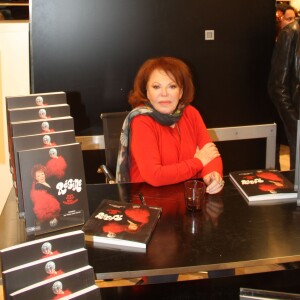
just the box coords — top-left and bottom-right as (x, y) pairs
(10, 130), (76, 218)
(17, 143), (89, 236)
(82, 199), (162, 253)
(229, 169), (297, 204)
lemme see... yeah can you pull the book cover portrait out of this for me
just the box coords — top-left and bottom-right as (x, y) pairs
(229, 169), (297, 204)
(83, 200), (162, 252)
(18, 143), (89, 236)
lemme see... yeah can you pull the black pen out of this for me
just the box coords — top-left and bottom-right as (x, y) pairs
(139, 192), (146, 205)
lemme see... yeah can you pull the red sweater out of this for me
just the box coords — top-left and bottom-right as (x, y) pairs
(130, 105), (223, 186)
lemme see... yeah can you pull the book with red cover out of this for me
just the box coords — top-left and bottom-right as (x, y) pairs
(82, 199), (162, 253)
(10, 130), (76, 217)
(2, 248), (89, 299)
(17, 143), (89, 236)
(5, 92), (67, 109)
(0, 230), (85, 272)
(9, 265), (95, 300)
(229, 169), (297, 205)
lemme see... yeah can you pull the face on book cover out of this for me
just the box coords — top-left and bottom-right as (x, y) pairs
(33, 165), (51, 189)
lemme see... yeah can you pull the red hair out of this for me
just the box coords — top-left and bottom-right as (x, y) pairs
(128, 56), (195, 108)
(31, 164), (47, 179)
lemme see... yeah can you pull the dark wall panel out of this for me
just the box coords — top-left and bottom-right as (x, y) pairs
(30, 0), (276, 135)
(30, 0), (276, 181)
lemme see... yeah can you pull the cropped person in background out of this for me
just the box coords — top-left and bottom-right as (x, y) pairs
(268, 16), (300, 170)
(271, 4), (297, 170)
(275, 3), (297, 39)
(116, 56), (224, 194)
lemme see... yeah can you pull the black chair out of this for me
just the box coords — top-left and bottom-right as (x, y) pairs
(98, 111), (128, 183)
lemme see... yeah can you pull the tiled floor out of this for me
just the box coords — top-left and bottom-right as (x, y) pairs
(0, 145), (292, 295)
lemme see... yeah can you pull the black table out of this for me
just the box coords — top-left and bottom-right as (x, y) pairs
(85, 175), (300, 280)
(2, 174), (300, 284)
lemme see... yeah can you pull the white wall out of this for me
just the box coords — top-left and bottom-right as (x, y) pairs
(0, 22), (30, 214)
(291, 0), (300, 11)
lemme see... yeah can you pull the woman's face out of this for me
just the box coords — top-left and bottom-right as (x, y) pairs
(146, 69), (183, 115)
(35, 170), (46, 183)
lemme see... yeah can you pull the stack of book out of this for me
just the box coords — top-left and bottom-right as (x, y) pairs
(0, 230), (101, 299)
(5, 92), (89, 237)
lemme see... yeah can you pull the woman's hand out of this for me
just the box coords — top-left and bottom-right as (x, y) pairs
(203, 171), (224, 194)
(194, 143), (220, 166)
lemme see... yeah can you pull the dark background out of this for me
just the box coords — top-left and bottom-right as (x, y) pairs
(29, 0), (277, 182)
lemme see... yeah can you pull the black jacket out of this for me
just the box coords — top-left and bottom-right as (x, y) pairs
(268, 19), (300, 144)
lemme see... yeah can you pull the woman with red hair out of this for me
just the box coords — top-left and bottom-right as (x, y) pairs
(116, 56), (224, 194)
(30, 164), (60, 224)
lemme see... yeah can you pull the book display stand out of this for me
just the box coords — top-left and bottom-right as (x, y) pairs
(5, 92), (89, 237)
